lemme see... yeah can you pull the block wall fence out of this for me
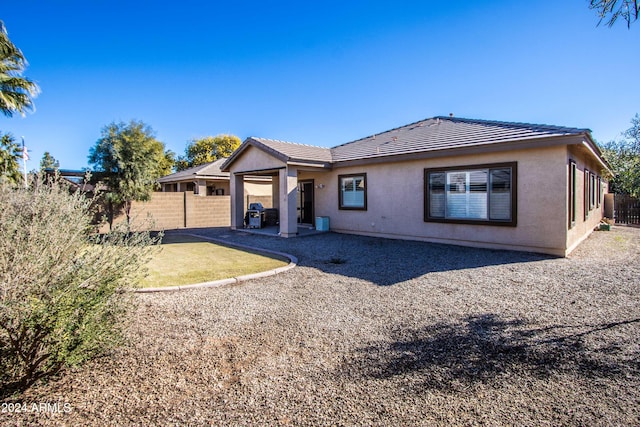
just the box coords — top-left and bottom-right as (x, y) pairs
(99, 192), (232, 232)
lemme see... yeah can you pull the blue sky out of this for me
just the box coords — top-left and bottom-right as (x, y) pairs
(2, 0), (638, 170)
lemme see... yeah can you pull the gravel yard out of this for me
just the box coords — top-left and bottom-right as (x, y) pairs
(11, 226), (640, 426)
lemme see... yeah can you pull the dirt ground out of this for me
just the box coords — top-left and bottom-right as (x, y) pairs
(6, 226), (640, 426)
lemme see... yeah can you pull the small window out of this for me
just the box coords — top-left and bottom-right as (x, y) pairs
(339, 173), (367, 210)
(425, 162), (516, 226)
(569, 160), (577, 228)
(590, 172), (596, 210)
(584, 169), (589, 220)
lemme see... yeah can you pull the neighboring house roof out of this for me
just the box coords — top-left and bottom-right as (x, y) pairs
(158, 158), (229, 183)
(221, 116), (606, 171)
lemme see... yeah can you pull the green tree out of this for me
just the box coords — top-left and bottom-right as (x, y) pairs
(0, 174), (158, 394)
(602, 114), (640, 196)
(0, 21), (39, 117)
(39, 151), (60, 171)
(176, 134), (241, 171)
(0, 131), (22, 185)
(88, 120), (175, 227)
(590, 0), (639, 27)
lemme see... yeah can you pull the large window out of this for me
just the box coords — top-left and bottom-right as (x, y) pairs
(425, 162), (517, 226)
(339, 173), (367, 210)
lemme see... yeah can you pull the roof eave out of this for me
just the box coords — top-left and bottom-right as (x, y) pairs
(287, 159), (333, 169)
(331, 134), (589, 168)
(580, 134), (613, 175)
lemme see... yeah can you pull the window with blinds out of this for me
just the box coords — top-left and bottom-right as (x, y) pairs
(425, 162), (516, 226)
(339, 173), (367, 210)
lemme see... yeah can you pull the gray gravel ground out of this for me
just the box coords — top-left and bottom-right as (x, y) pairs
(10, 226), (640, 426)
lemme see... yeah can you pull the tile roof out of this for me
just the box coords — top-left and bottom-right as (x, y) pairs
(223, 116), (595, 170)
(330, 116), (591, 162)
(158, 157), (228, 183)
(248, 137), (333, 164)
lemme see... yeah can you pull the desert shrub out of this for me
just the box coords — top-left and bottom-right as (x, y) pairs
(0, 176), (158, 395)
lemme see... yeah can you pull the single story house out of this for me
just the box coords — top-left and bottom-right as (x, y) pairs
(158, 157), (272, 199)
(221, 116), (611, 256)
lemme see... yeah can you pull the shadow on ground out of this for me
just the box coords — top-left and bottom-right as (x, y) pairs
(174, 229), (556, 286)
(300, 235), (554, 286)
(339, 314), (640, 392)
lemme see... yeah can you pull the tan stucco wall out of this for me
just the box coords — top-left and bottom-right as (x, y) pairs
(228, 141), (607, 256)
(565, 144), (608, 254)
(211, 180), (230, 195)
(300, 145), (587, 256)
(245, 181), (272, 197)
(230, 146), (286, 173)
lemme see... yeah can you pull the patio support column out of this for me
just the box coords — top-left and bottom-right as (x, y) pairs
(279, 167), (298, 237)
(196, 179), (207, 196)
(230, 173), (245, 230)
(271, 173), (280, 211)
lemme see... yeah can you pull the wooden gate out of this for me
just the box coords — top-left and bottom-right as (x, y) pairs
(614, 194), (640, 224)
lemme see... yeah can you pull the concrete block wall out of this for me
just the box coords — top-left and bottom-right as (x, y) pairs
(101, 192), (231, 232)
(130, 192), (185, 229)
(185, 194), (230, 228)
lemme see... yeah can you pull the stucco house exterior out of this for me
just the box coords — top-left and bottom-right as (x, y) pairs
(221, 116), (610, 256)
(158, 157), (272, 198)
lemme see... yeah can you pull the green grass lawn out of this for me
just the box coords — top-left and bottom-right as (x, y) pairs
(140, 234), (289, 288)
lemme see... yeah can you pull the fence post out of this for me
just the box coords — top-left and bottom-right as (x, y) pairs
(183, 191), (187, 228)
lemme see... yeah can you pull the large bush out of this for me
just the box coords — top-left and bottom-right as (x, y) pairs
(0, 176), (157, 395)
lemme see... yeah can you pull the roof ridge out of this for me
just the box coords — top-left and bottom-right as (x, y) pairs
(435, 116), (591, 133)
(331, 116), (590, 151)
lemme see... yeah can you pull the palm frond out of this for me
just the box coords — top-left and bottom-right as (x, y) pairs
(590, 0), (640, 28)
(0, 20), (39, 117)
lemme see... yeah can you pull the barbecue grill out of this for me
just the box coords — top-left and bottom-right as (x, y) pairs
(246, 203), (264, 229)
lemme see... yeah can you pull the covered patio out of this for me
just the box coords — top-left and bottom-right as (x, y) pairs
(221, 137), (333, 238)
